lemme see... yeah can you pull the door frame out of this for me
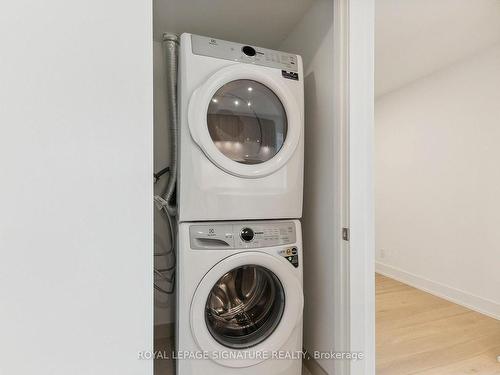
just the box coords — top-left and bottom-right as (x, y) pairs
(333, 0), (375, 374)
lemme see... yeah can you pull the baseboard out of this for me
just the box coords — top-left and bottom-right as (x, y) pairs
(303, 350), (329, 375)
(376, 262), (500, 321)
(154, 322), (175, 339)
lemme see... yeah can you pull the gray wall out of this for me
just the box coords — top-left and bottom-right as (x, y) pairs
(280, 0), (335, 372)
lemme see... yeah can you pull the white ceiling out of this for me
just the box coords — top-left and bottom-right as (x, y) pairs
(376, 0), (500, 97)
(153, 0), (314, 48)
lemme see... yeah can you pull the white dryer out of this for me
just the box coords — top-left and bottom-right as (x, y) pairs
(176, 220), (304, 375)
(177, 34), (304, 222)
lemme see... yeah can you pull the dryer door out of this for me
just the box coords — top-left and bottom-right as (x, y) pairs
(190, 252), (303, 368)
(188, 64), (301, 178)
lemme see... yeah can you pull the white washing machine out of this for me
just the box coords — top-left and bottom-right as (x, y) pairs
(176, 220), (304, 375)
(177, 34), (304, 222)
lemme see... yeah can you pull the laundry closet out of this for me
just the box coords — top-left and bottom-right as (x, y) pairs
(0, 0), (373, 374)
(153, 1), (341, 375)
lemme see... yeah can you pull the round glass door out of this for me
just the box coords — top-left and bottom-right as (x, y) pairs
(207, 80), (288, 165)
(205, 265), (285, 349)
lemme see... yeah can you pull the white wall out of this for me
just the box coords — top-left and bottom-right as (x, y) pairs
(280, 1), (335, 373)
(375, 0), (500, 97)
(375, 44), (500, 319)
(0, 1), (153, 374)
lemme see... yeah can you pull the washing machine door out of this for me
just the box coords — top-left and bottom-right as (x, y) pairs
(190, 252), (303, 368)
(188, 64), (301, 178)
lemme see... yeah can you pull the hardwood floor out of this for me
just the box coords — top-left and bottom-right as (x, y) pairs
(376, 273), (500, 375)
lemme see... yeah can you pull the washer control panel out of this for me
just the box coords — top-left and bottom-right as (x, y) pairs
(191, 34), (299, 73)
(190, 221), (296, 250)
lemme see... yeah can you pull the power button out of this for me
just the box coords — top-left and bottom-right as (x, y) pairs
(240, 227), (254, 242)
(242, 46), (256, 57)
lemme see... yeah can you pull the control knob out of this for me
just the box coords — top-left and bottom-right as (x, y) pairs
(240, 227), (254, 242)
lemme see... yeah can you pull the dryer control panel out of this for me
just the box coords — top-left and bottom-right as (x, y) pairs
(191, 34), (299, 73)
(190, 221), (296, 250)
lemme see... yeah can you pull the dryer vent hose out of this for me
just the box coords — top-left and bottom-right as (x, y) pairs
(162, 32), (179, 217)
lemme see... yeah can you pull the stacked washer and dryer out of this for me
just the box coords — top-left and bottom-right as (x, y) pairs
(176, 33), (305, 375)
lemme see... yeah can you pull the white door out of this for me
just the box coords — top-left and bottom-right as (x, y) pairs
(188, 65), (301, 178)
(0, 1), (153, 374)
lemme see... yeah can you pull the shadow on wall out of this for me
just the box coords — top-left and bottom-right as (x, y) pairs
(303, 70), (319, 229)
(280, 0), (336, 373)
(279, 0), (335, 372)
(302, 69), (319, 351)
(280, 0), (332, 62)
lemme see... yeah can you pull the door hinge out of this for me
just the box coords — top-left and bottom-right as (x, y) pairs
(342, 227), (350, 241)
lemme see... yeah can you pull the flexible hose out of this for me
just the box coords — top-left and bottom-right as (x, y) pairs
(153, 33), (179, 296)
(154, 199), (176, 295)
(162, 32), (179, 217)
